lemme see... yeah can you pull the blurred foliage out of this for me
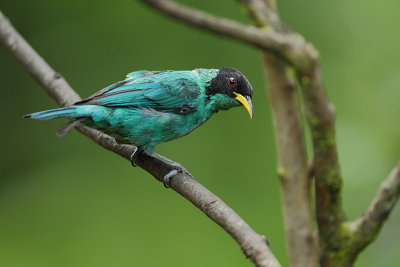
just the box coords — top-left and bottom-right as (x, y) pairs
(0, 0), (399, 266)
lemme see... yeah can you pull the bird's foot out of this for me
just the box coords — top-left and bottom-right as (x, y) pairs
(166, 161), (191, 176)
(163, 169), (178, 188)
(130, 150), (191, 187)
(151, 153), (192, 188)
(162, 163), (192, 188)
(130, 147), (139, 167)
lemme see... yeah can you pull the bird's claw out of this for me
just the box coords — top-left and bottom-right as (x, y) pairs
(163, 164), (192, 188)
(130, 147), (138, 167)
(170, 163), (191, 176)
(163, 169), (178, 188)
(133, 151), (192, 187)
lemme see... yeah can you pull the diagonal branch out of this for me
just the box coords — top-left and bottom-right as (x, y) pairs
(349, 161), (400, 254)
(0, 10), (281, 267)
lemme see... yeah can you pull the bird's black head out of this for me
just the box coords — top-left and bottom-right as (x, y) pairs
(206, 67), (254, 118)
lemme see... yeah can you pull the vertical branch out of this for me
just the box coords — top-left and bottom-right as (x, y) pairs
(242, 1), (319, 265)
(298, 58), (346, 265)
(249, 1), (319, 266)
(261, 53), (318, 267)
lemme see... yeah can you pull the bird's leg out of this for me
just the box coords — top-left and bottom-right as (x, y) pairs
(152, 153), (190, 174)
(130, 148), (191, 187)
(151, 152), (192, 188)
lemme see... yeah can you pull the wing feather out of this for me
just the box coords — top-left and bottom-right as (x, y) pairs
(75, 71), (201, 113)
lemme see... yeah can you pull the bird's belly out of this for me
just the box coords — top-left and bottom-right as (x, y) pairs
(85, 107), (209, 151)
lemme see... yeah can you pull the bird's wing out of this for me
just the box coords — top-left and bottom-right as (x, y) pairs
(125, 70), (164, 80)
(75, 71), (201, 113)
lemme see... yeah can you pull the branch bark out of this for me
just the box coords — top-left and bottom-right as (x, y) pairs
(299, 62), (347, 265)
(261, 53), (318, 267)
(0, 9), (281, 267)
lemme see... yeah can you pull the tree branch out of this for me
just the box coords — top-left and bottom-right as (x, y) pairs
(349, 161), (400, 253)
(141, 0), (317, 71)
(242, 1), (319, 266)
(0, 10), (281, 267)
(260, 52), (318, 267)
(298, 62), (347, 265)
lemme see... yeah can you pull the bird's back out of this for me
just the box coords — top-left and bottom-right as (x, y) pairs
(75, 70), (205, 112)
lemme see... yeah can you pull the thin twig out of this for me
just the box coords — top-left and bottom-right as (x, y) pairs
(0, 10), (280, 267)
(349, 161), (400, 253)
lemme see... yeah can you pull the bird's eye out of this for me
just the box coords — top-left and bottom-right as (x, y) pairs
(228, 77), (237, 87)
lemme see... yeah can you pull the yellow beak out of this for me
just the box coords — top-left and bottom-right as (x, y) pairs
(233, 92), (253, 119)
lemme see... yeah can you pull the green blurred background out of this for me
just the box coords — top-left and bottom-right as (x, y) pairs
(1, 0), (399, 266)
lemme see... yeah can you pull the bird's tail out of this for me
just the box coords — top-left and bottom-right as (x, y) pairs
(24, 107), (88, 136)
(24, 107), (80, 120)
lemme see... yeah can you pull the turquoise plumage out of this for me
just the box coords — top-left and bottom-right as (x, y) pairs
(25, 67), (254, 158)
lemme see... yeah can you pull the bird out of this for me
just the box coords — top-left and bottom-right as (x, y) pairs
(25, 67), (254, 184)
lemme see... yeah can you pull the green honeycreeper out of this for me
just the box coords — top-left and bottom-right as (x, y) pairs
(25, 67), (254, 182)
